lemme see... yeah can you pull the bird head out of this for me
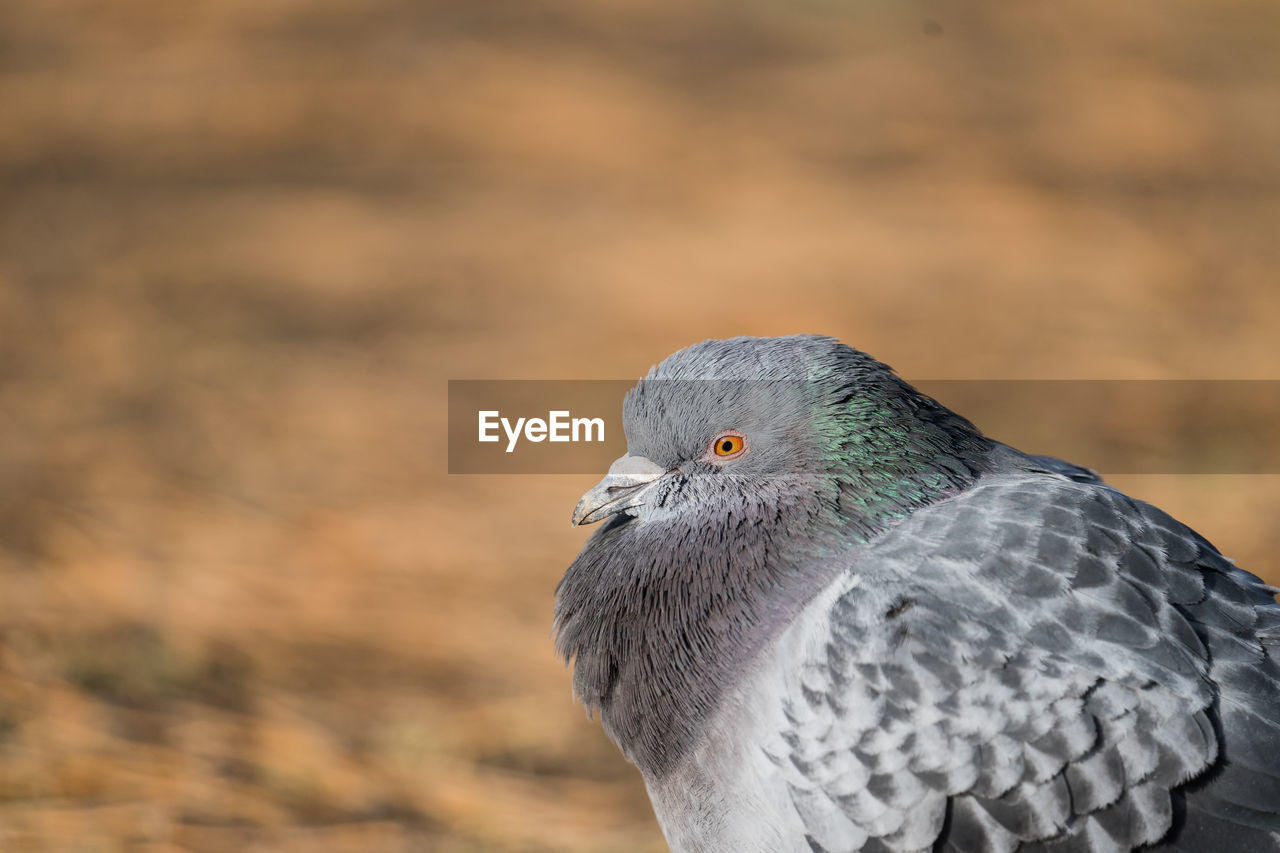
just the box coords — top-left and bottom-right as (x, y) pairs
(570, 334), (988, 537)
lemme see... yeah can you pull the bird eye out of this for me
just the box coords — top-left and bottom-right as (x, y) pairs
(710, 430), (747, 459)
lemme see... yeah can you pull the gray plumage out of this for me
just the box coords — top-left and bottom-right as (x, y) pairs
(555, 335), (1280, 852)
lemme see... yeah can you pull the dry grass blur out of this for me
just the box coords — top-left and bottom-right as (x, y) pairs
(1, 0), (1279, 850)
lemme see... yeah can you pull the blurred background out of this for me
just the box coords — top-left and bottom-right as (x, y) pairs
(2, 0), (1279, 850)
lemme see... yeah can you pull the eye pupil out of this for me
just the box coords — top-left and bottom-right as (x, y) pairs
(721, 440), (733, 452)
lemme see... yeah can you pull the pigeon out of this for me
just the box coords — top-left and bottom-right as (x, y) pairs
(554, 335), (1280, 853)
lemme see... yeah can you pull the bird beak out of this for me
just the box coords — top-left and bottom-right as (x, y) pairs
(571, 455), (667, 526)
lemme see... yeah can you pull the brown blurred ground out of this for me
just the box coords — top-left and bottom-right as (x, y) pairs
(1, 1), (1279, 851)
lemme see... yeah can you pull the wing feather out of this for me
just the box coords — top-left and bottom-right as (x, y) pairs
(772, 473), (1280, 851)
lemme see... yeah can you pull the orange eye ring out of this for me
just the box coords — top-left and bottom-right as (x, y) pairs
(710, 430), (747, 459)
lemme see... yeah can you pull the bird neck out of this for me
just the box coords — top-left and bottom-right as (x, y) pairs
(555, 497), (846, 780)
(813, 382), (994, 538)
